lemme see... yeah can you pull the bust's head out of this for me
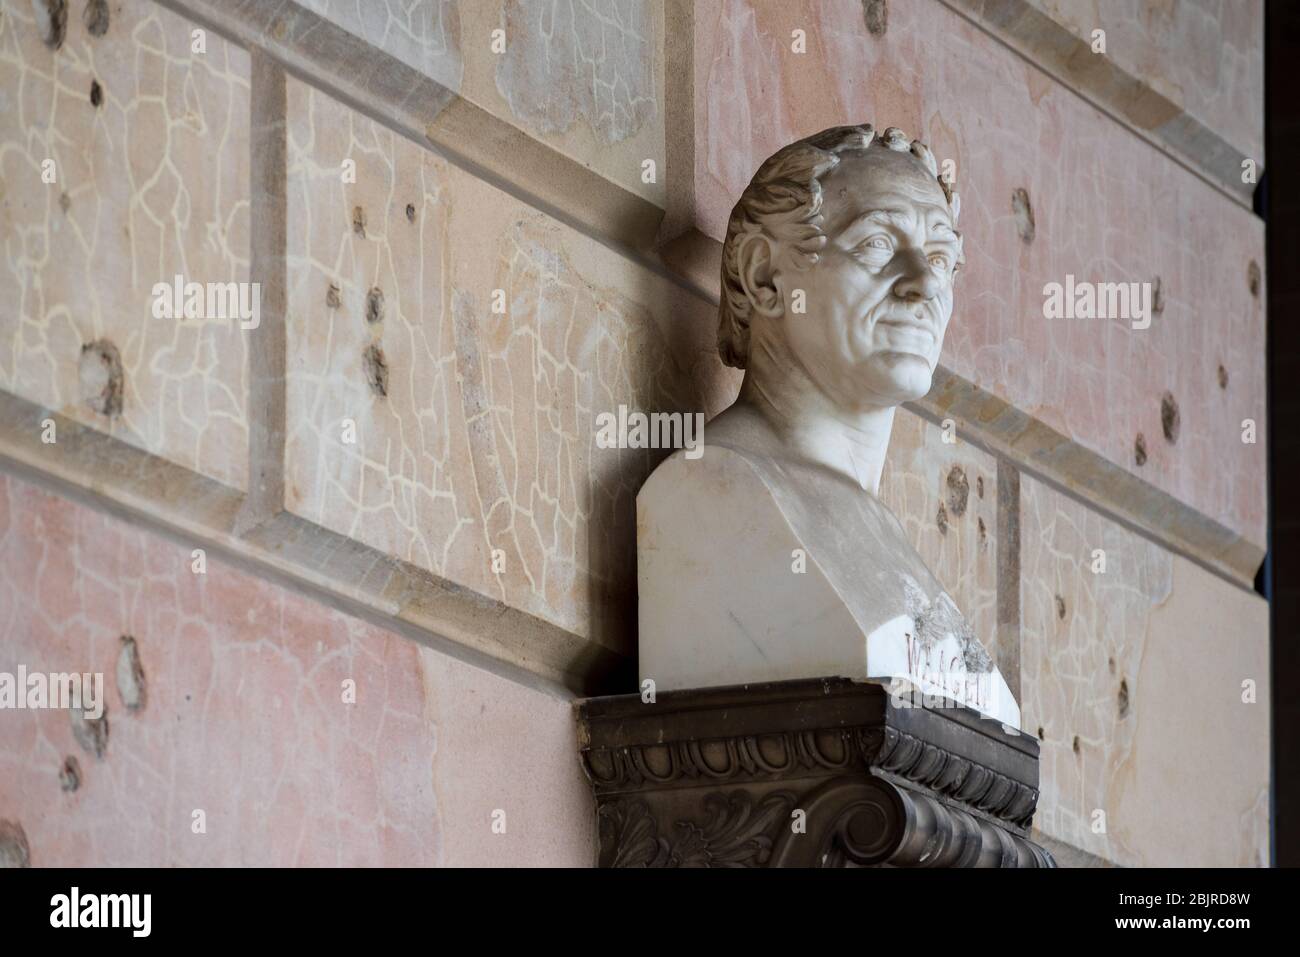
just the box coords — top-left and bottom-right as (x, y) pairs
(719, 125), (963, 412)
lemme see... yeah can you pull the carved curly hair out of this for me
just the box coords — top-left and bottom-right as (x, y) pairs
(717, 124), (962, 369)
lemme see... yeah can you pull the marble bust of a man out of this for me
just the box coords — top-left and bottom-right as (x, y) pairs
(638, 124), (1019, 727)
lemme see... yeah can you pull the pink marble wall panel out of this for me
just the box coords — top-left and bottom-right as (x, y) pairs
(1026, 0), (1263, 163)
(284, 79), (733, 650)
(694, 0), (1266, 546)
(0, 0), (251, 490)
(0, 473), (595, 866)
(1021, 475), (1268, 866)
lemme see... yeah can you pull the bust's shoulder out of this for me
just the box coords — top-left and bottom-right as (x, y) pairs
(639, 408), (782, 508)
(696, 403), (785, 459)
(652, 404), (783, 470)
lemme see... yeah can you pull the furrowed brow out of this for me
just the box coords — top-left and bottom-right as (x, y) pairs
(928, 213), (958, 238)
(856, 209), (909, 228)
(837, 209), (911, 237)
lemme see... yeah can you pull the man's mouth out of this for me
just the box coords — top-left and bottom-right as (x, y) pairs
(871, 316), (936, 354)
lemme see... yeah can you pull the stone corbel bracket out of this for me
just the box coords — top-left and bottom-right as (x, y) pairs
(575, 678), (1055, 868)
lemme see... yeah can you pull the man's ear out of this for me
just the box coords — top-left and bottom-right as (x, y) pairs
(736, 232), (784, 320)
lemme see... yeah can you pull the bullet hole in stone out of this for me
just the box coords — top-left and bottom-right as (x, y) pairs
(1218, 364), (1229, 390)
(1248, 259), (1261, 298)
(0, 820), (31, 868)
(1134, 432), (1147, 467)
(1118, 679), (1130, 719)
(945, 465), (970, 517)
(185, 693), (191, 702)
(1108, 656), (1116, 674)
(70, 704), (108, 759)
(363, 343), (389, 397)
(326, 282), (340, 309)
(936, 502), (948, 535)
(405, 203), (416, 223)
(1160, 391), (1179, 444)
(59, 191), (70, 215)
(1036, 726), (1044, 741)
(976, 475), (984, 499)
(977, 516), (987, 548)
(1151, 276), (1164, 315)
(89, 78), (103, 108)
(365, 287), (384, 324)
(1072, 735), (1080, 755)
(59, 756), (81, 792)
(352, 205), (366, 238)
(84, 0), (109, 37)
(1012, 187), (1035, 243)
(1055, 594), (1066, 620)
(862, 0), (887, 37)
(78, 338), (124, 417)
(116, 635), (146, 712)
(34, 0), (67, 50)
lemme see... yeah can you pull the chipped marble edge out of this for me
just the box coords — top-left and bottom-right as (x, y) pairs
(659, 230), (1266, 592)
(939, 0), (1260, 210)
(0, 389), (622, 700)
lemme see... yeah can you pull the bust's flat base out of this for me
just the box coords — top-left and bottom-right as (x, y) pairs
(638, 443), (1020, 726)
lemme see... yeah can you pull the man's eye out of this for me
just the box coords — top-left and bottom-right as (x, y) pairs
(856, 235), (892, 254)
(928, 253), (951, 270)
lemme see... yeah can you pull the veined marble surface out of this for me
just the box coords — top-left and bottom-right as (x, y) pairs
(284, 78), (731, 649)
(293, 0), (664, 205)
(0, 472), (594, 866)
(1020, 475), (1268, 866)
(1025, 0), (1263, 164)
(0, 0), (250, 490)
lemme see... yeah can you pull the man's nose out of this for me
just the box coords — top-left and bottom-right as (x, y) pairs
(892, 249), (940, 303)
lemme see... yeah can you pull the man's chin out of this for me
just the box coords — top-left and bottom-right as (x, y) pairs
(861, 352), (936, 403)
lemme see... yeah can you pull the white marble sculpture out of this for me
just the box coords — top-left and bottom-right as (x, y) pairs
(638, 124), (1020, 727)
